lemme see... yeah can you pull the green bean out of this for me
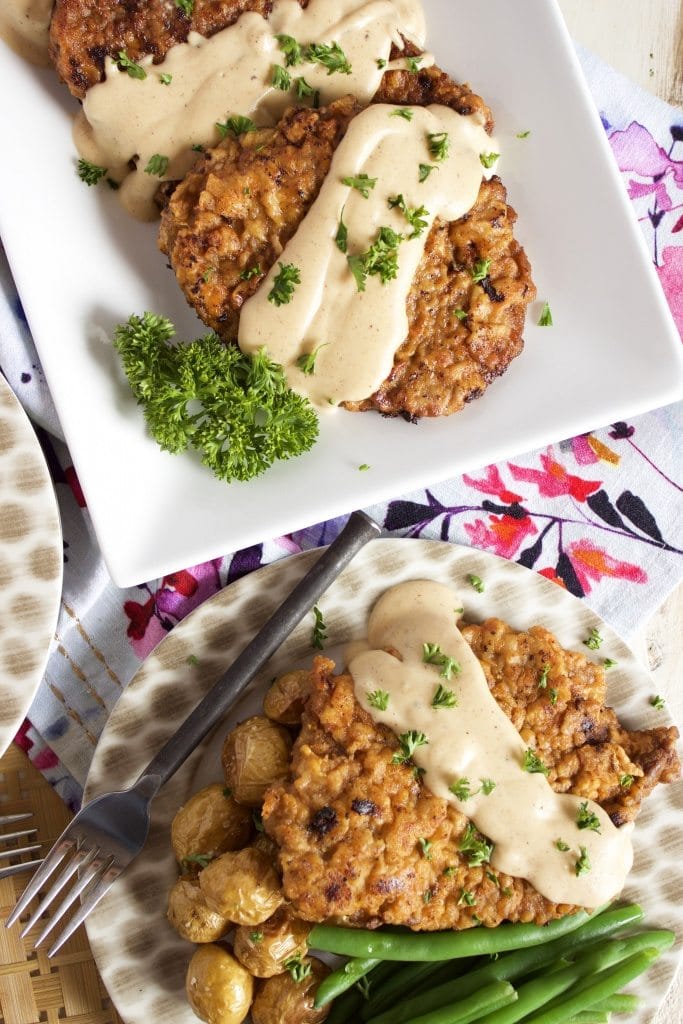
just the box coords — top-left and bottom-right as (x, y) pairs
(325, 984), (364, 1024)
(519, 949), (660, 1024)
(361, 958), (477, 1020)
(402, 980), (517, 1024)
(564, 1014), (610, 1024)
(591, 993), (639, 1013)
(315, 956), (381, 1007)
(365, 906), (642, 1024)
(309, 908), (593, 961)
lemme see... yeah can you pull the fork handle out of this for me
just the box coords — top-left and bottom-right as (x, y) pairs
(137, 511), (381, 789)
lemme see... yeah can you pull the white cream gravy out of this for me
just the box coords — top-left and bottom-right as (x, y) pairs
(348, 580), (634, 907)
(73, 0), (427, 220)
(0, 0), (52, 66)
(239, 103), (492, 406)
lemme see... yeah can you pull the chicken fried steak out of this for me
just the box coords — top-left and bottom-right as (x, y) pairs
(159, 69), (533, 418)
(262, 635), (679, 931)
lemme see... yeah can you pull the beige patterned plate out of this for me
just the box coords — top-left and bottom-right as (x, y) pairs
(0, 373), (62, 755)
(83, 539), (683, 1024)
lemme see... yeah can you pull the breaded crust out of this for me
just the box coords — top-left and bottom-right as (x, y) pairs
(262, 631), (679, 930)
(159, 73), (532, 418)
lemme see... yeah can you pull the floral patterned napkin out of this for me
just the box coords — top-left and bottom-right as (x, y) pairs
(0, 48), (681, 807)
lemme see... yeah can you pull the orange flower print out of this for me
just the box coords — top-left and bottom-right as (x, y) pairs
(465, 514), (538, 559)
(565, 541), (647, 594)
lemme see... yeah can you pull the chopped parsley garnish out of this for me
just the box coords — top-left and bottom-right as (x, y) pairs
(418, 837), (433, 859)
(422, 889), (433, 904)
(449, 777), (472, 800)
(311, 605), (327, 649)
(297, 344), (327, 375)
(268, 262), (300, 306)
(418, 162), (436, 183)
(240, 265), (261, 281)
(181, 852), (214, 870)
(650, 694), (666, 710)
(276, 34), (303, 66)
(175, 0), (194, 15)
(459, 889), (476, 906)
(443, 865), (457, 877)
(470, 259), (491, 283)
(376, 58), (387, 69)
(479, 152), (500, 168)
(77, 158), (108, 186)
(548, 688), (558, 706)
(468, 573), (485, 592)
(619, 774), (634, 790)
(112, 313), (318, 483)
(406, 55), (422, 73)
(422, 642), (461, 680)
(392, 730), (428, 764)
(427, 131), (450, 161)
(454, 309), (468, 321)
(159, 72), (173, 85)
(538, 301), (554, 327)
(250, 930), (263, 943)
(295, 76), (318, 103)
(342, 173), (377, 198)
(116, 50), (146, 79)
(431, 683), (458, 709)
(144, 153), (169, 177)
(285, 956), (312, 983)
(583, 628), (603, 651)
(538, 665), (550, 689)
(480, 778), (496, 795)
(391, 107), (414, 120)
(216, 115), (257, 138)
(367, 689), (389, 711)
(305, 41), (351, 75)
(347, 226), (402, 291)
(272, 64), (292, 91)
(358, 463), (370, 471)
(522, 748), (549, 776)
(577, 801), (601, 833)
(459, 823), (493, 866)
(555, 839), (570, 852)
(187, 653), (199, 665)
(603, 658), (617, 668)
(516, 130), (531, 139)
(202, 267), (215, 283)
(486, 871), (500, 886)
(575, 846), (591, 876)
(335, 208), (348, 253)
(191, 143), (205, 152)
(388, 194), (429, 238)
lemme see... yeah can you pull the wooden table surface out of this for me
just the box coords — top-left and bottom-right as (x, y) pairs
(1, 3), (681, 1023)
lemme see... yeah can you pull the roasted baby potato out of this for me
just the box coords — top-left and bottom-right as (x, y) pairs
(199, 846), (283, 925)
(233, 906), (310, 977)
(186, 944), (253, 1024)
(263, 670), (312, 725)
(167, 877), (230, 944)
(250, 955), (331, 1024)
(222, 717), (292, 806)
(171, 783), (252, 866)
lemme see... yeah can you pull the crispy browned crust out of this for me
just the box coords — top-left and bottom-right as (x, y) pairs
(262, 629), (679, 931)
(49, 0), (297, 98)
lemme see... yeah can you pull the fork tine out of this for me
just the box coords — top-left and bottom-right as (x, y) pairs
(5, 837), (76, 928)
(0, 827), (38, 843)
(0, 813), (33, 826)
(0, 843), (42, 860)
(48, 860), (122, 958)
(0, 859), (44, 880)
(19, 843), (98, 938)
(34, 847), (115, 950)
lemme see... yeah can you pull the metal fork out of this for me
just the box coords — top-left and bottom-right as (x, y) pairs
(0, 813), (42, 879)
(7, 511), (381, 955)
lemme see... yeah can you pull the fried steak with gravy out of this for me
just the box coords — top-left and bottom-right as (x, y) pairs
(262, 627), (679, 930)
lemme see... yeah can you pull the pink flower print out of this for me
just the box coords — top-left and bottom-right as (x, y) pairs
(156, 559), (223, 620)
(627, 178), (673, 212)
(565, 541), (647, 595)
(656, 245), (683, 339)
(570, 435), (620, 467)
(464, 513), (537, 559)
(508, 452), (602, 503)
(462, 464), (523, 504)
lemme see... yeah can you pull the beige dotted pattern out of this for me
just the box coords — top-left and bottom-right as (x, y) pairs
(0, 375), (62, 755)
(84, 540), (683, 1024)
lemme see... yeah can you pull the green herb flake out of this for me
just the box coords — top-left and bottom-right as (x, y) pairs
(285, 956), (312, 983)
(295, 76), (318, 103)
(454, 308), (468, 321)
(522, 748), (549, 776)
(443, 865), (457, 877)
(144, 153), (169, 177)
(186, 653), (199, 665)
(275, 34), (303, 66)
(418, 837), (433, 859)
(459, 823), (493, 866)
(480, 778), (496, 795)
(479, 152), (500, 169)
(181, 852), (214, 870)
(427, 131), (450, 161)
(650, 694), (666, 710)
(418, 162), (436, 183)
(376, 58), (387, 69)
(358, 463), (370, 471)
(603, 658), (618, 668)
(268, 262), (300, 306)
(486, 870), (500, 886)
(297, 344), (328, 375)
(388, 193), (429, 238)
(470, 259), (491, 284)
(347, 226), (402, 292)
(77, 159), (108, 186)
(367, 689), (389, 711)
(431, 683), (458, 709)
(191, 143), (205, 152)
(391, 107), (414, 121)
(458, 889), (476, 906)
(159, 72), (173, 85)
(422, 889), (433, 904)
(576, 801), (601, 833)
(250, 930), (263, 943)
(311, 605), (327, 649)
(516, 130), (531, 139)
(175, 0), (194, 15)
(538, 664), (550, 689)
(116, 50), (146, 79)
(538, 301), (554, 327)
(406, 55), (422, 73)
(272, 64), (292, 91)
(555, 839), (570, 852)
(392, 730), (428, 765)
(449, 777), (471, 800)
(342, 173), (377, 198)
(240, 265), (261, 281)
(216, 115), (257, 139)
(305, 41), (352, 75)
(583, 627), (603, 651)
(548, 688), (558, 706)
(575, 846), (591, 876)
(422, 642), (461, 680)
(468, 573), (485, 593)
(619, 774), (634, 790)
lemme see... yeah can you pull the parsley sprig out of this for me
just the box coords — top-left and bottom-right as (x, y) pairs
(422, 643), (461, 680)
(116, 50), (146, 79)
(144, 153), (169, 177)
(576, 801), (601, 833)
(284, 956), (312, 983)
(347, 226), (402, 292)
(311, 606), (327, 649)
(427, 131), (450, 161)
(522, 748), (549, 776)
(297, 344), (327, 375)
(388, 194), (429, 238)
(392, 730), (428, 765)
(459, 823), (493, 866)
(112, 313), (318, 482)
(268, 263), (300, 306)
(216, 115), (257, 139)
(77, 159), (108, 186)
(305, 41), (352, 75)
(342, 173), (377, 198)
(431, 683), (458, 709)
(367, 690), (389, 711)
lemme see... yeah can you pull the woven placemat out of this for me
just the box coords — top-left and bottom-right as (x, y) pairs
(0, 743), (123, 1024)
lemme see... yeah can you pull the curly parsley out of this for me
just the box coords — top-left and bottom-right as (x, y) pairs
(268, 263), (301, 306)
(77, 158), (108, 186)
(216, 115), (257, 138)
(392, 730), (428, 765)
(144, 153), (169, 177)
(367, 689), (389, 711)
(347, 226), (402, 292)
(522, 748), (549, 776)
(576, 802), (601, 833)
(459, 823), (493, 866)
(427, 131), (450, 161)
(388, 194), (429, 238)
(311, 605), (327, 649)
(342, 173), (377, 198)
(116, 50), (146, 79)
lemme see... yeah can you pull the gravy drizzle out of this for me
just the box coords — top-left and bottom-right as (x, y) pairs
(348, 580), (634, 907)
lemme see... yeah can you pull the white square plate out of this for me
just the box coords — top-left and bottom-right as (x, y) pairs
(0, 0), (681, 587)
